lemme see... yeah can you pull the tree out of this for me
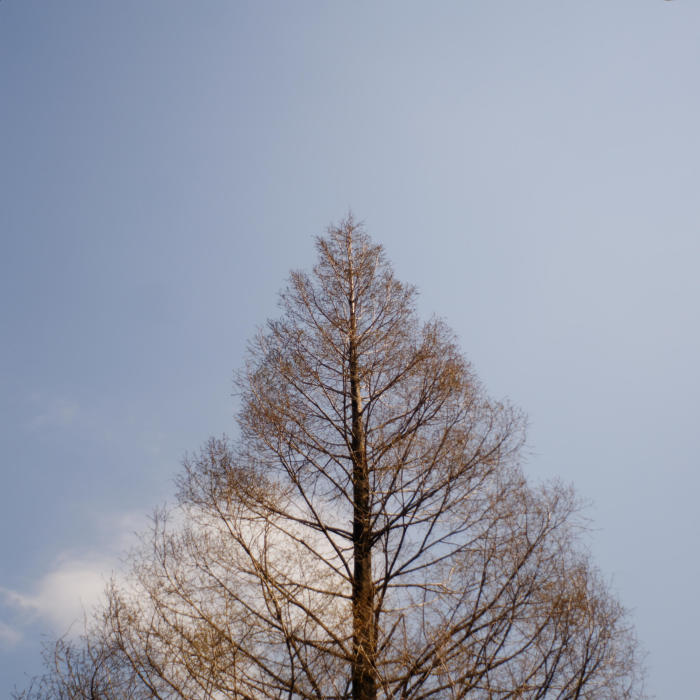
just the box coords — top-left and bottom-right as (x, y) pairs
(18, 217), (645, 699)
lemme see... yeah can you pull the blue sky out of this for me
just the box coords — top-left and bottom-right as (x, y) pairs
(1, 1), (698, 695)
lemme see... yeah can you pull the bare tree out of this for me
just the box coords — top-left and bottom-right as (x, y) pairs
(18, 217), (645, 699)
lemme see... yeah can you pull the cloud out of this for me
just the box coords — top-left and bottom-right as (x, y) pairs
(0, 620), (22, 648)
(2, 557), (112, 634)
(95, 509), (152, 553)
(26, 395), (79, 431)
(1, 509), (149, 642)
(0, 556), (111, 649)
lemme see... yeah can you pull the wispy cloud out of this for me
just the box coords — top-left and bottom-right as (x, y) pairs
(0, 620), (22, 648)
(26, 395), (79, 432)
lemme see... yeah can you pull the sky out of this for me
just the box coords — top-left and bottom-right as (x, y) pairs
(1, 1), (698, 695)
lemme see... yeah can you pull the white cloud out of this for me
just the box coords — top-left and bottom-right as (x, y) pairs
(1, 509), (149, 640)
(2, 556), (113, 635)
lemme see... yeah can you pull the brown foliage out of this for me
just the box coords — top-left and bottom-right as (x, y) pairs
(18, 217), (645, 699)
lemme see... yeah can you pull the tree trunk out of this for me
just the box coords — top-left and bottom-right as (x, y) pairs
(348, 237), (376, 700)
